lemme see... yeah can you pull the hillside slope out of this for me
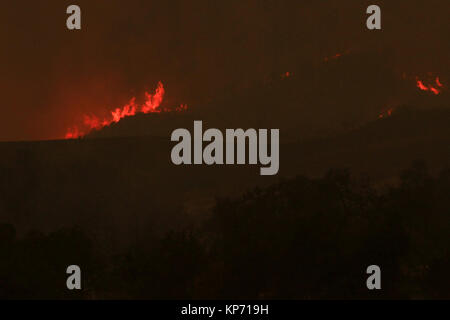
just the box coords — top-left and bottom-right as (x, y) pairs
(1, 107), (449, 245)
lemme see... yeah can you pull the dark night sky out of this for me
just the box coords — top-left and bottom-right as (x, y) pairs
(0, 0), (448, 141)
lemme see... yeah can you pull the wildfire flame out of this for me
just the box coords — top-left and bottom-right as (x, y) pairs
(281, 71), (292, 79)
(65, 81), (187, 139)
(323, 49), (351, 62)
(416, 76), (444, 95)
(379, 108), (394, 119)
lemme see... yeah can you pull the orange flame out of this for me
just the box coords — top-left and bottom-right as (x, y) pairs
(65, 81), (187, 139)
(142, 82), (165, 113)
(379, 108), (394, 119)
(323, 49), (351, 62)
(416, 76), (444, 95)
(281, 71), (292, 79)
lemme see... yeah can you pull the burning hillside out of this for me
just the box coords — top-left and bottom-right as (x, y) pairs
(378, 74), (445, 119)
(65, 82), (188, 139)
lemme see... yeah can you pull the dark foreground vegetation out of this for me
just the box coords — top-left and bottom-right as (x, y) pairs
(0, 161), (449, 299)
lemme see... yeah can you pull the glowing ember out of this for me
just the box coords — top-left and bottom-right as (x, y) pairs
(323, 49), (351, 62)
(281, 71), (292, 79)
(379, 108), (394, 119)
(415, 76), (444, 95)
(65, 127), (80, 139)
(176, 104), (188, 112)
(65, 81), (187, 139)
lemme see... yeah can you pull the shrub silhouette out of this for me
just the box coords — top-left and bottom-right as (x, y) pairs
(1, 163), (449, 299)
